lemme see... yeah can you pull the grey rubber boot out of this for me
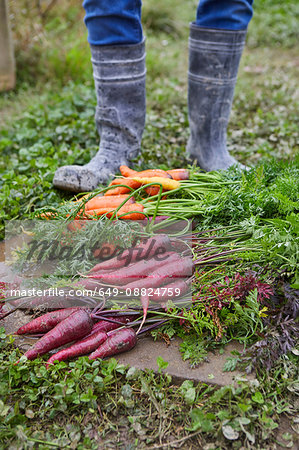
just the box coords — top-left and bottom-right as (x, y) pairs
(187, 24), (246, 171)
(53, 40), (146, 192)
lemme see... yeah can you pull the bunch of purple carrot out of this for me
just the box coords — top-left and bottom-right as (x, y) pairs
(78, 233), (193, 330)
(16, 306), (167, 368)
(78, 234), (192, 300)
(1, 233), (194, 366)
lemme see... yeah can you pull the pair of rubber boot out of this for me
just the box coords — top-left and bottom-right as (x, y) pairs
(53, 25), (247, 192)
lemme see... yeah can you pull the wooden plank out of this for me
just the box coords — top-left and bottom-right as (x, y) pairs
(0, 0), (16, 91)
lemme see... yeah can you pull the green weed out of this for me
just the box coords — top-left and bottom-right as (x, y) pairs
(0, 329), (297, 448)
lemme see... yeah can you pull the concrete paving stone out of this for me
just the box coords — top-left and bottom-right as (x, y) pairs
(117, 336), (254, 386)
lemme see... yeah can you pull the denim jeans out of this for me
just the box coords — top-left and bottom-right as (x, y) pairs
(83, 0), (254, 46)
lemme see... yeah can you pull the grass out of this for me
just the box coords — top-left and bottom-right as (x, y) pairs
(0, 0), (298, 447)
(0, 330), (298, 449)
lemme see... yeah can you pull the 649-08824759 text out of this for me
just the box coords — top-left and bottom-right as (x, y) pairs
(8, 286), (185, 299)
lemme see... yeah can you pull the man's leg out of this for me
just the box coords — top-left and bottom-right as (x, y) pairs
(53, 0), (146, 192)
(187, 0), (253, 171)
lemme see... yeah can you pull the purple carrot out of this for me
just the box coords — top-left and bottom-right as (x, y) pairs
(90, 316), (131, 334)
(24, 309), (93, 360)
(137, 295), (149, 334)
(89, 327), (137, 360)
(89, 252), (180, 285)
(16, 307), (83, 335)
(77, 277), (103, 290)
(46, 315), (135, 366)
(149, 280), (190, 303)
(141, 216), (169, 226)
(89, 234), (171, 273)
(122, 257), (193, 292)
(46, 329), (108, 368)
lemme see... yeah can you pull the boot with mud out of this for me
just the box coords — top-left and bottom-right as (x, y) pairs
(187, 24), (247, 171)
(53, 40), (146, 192)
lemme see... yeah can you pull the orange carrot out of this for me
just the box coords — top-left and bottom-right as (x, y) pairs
(39, 212), (56, 219)
(120, 165), (171, 179)
(145, 186), (161, 196)
(74, 211), (90, 220)
(85, 207), (117, 216)
(93, 243), (116, 258)
(110, 178), (141, 188)
(67, 221), (86, 232)
(85, 203), (145, 220)
(110, 203), (145, 220)
(85, 194), (134, 211)
(104, 178), (141, 196)
(167, 169), (189, 181)
(137, 169), (171, 179)
(119, 165), (138, 177)
(72, 193), (92, 203)
(40, 211), (90, 221)
(132, 177), (180, 191)
(104, 186), (130, 196)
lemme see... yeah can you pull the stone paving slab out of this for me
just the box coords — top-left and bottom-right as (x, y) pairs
(117, 336), (252, 386)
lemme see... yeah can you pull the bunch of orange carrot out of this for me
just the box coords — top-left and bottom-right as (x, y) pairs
(105, 165), (188, 196)
(74, 165), (189, 220)
(39, 166), (188, 221)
